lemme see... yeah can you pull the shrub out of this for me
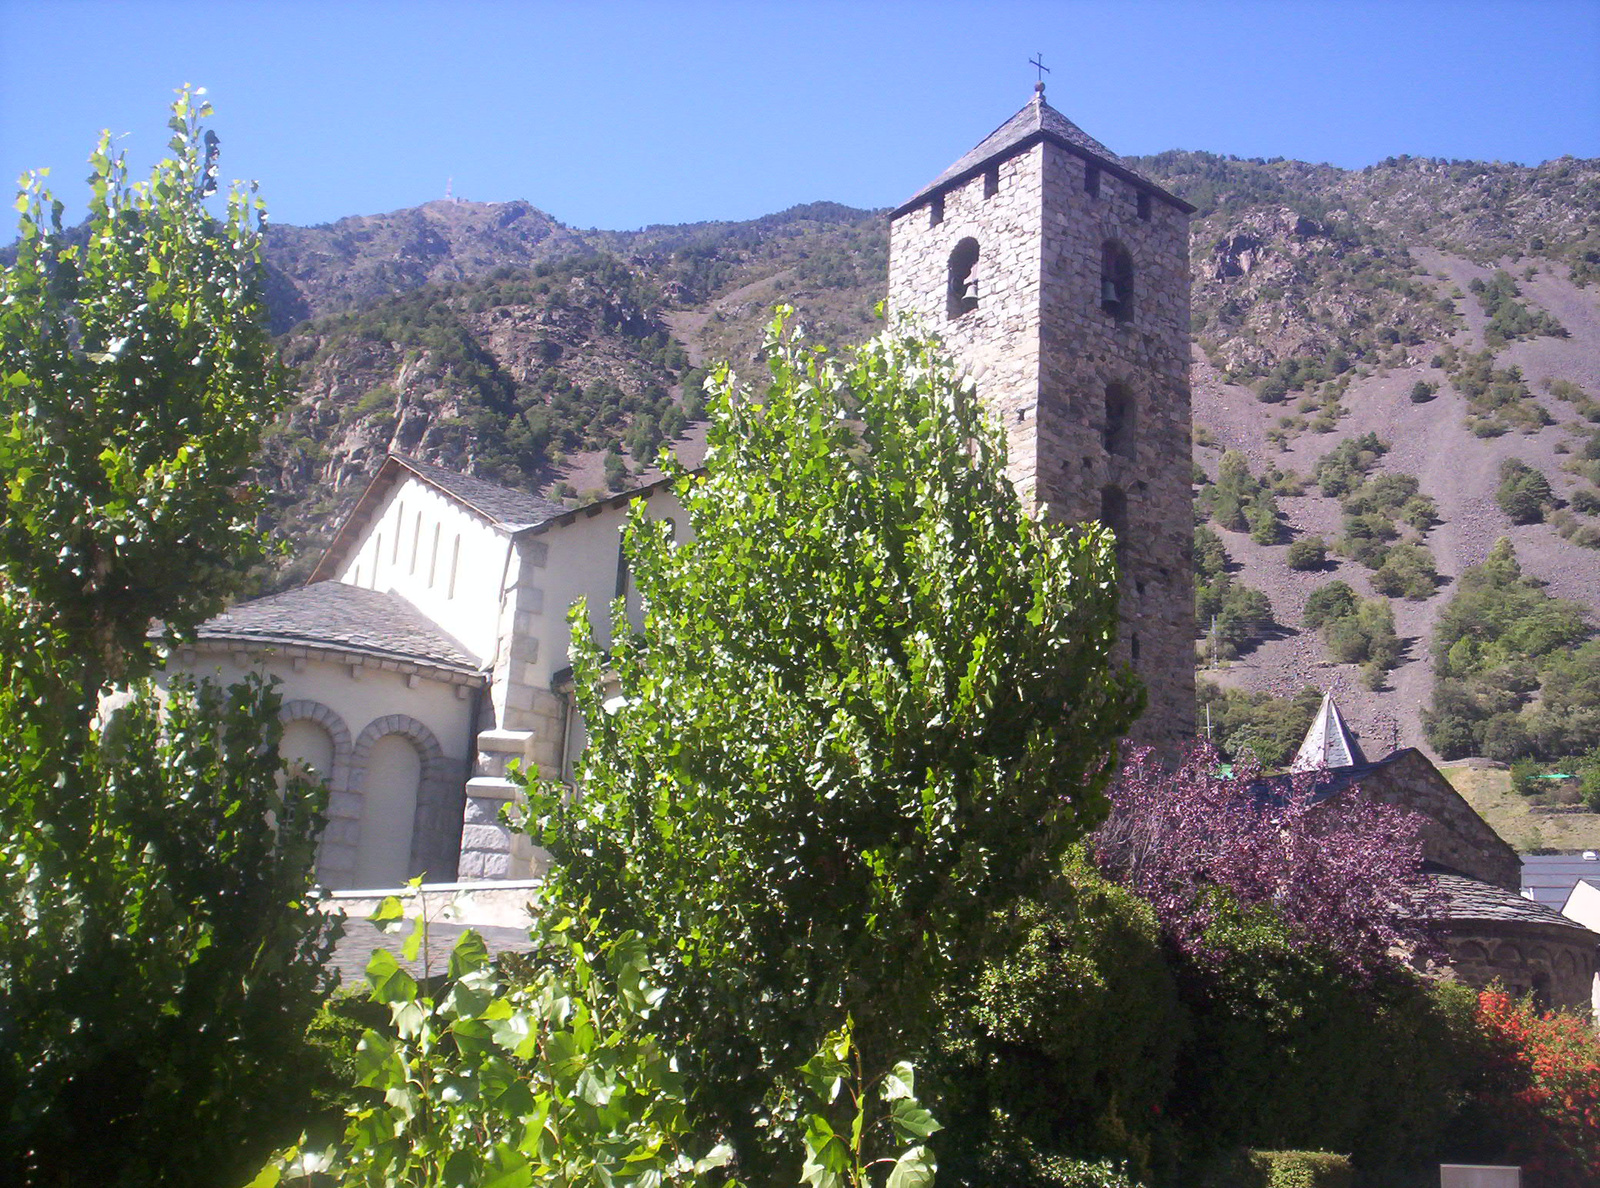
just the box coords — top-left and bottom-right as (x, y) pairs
(939, 848), (1179, 1185)
(1467, 990), (1600, 1187)
(1256, 376), (1289, 403)
(1164, 907), (1475, 1181)
(1285, 536), (1326, 571)
(1303, 581), (1357, 629)
(1496, 458), (1552, 523)
(1370, 540), (1439, 600)
(1571, 487), (1600, 516)
(1409, 380), (1438, 403)
(1199, 1149), (1354, 1188)
(1198, 451), (1281, 539)
(1312, 433), (1388, 497)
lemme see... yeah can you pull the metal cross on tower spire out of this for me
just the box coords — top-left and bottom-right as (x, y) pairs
(1028, 52), (1050, 92)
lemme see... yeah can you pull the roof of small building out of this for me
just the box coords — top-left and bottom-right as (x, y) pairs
(1522, 853), (1600, 909)
(328, 917), (537, 986)
(1292, 693), (1368, 772)
(391, 454), (569, 532)
(1430, 867), (1598, 935)
(1250, 747), (1411, 808)
(893, 88), (1195, 218)
(309, 453), (684, 584)
(193, 581), (483, 675)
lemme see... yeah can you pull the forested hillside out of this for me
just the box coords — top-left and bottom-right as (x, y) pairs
(255, 152), (1600, 778)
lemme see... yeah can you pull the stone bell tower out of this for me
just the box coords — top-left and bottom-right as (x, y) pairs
(886, 84), (1196, 752)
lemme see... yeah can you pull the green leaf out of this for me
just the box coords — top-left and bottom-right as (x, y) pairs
(448, 928), (490, 978)
(369, 894), (406, 931)
(365, 947), (418, 1004)
(890, 1097), (941, 1142)
(401, 914), (425, 962)
(885, 1145), (936, 1188)
(801, 1115), (846, 1188)
(880, 1061), (916, 1101)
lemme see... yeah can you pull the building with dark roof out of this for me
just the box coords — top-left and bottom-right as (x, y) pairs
(887, 84), (1195, 753)
(167, 453), (681, 888)
(1272, 697), (1599, 1014)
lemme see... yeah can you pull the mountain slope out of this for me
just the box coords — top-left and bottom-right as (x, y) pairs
(255, 155), (1600, 765)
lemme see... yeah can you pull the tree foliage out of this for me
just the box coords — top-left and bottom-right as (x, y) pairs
(524, 312), (1141, 1170)
(0, 91), (334, 1186)
(1096, 745), (1439, 982)
(0, 88), (287, 694)
(1194, 681), (1323, 767)
(1424, 539), (1599, 760)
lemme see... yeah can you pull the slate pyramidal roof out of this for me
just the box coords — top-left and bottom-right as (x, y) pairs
(1291, 693), (1368, 772)
(892, 87), (1195, 219)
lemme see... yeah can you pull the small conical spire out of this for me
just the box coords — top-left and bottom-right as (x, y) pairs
(1291, 693), (1368, 771)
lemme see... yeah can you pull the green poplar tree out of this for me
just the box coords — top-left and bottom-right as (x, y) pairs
(525, 311), (1142, 1173)
(0, 90), (334, 1187)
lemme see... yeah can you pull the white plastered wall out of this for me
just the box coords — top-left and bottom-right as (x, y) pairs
(162, 647), (476, 890)
(338, 475), (509, 663)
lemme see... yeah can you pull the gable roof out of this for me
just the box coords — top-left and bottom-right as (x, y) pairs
(1292, 693), (1368, 772)
(892, 88), (1195, 218)
(309, 454), (569, 583)
(194, 580), (483, 676)
(389, 455), (569, 530)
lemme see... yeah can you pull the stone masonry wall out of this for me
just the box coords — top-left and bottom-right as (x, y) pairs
(888, 137), (1194, 753)
(1445, 923), (1596, 1014)
(1351, 750), (1522, 890)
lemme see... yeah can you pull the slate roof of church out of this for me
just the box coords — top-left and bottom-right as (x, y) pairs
(1292, 693), (1368, 772)
(309, 453), (684, 583)
(193, 581), (482, 675)
(893, 89), (1195, 217)
(391, 454), (568, 531)
(1429, 867), (1598, 934)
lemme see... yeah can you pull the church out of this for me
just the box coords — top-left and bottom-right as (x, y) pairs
(170, 84), (1199, 889)
(165, 88), (1600, 1016)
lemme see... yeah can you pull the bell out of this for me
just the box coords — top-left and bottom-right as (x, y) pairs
(1101, 278), (1120, 305)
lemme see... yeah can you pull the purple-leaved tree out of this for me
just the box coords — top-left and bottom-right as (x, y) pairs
(1095, 744), (1443, 981)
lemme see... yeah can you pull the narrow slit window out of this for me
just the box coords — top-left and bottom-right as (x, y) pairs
(447, 535), (460, 599)
(947, 238), (980, 320)
(1085, 164), (1101, 197)
(614, 540), (630, 600)
(984, 166), (999, 198)
(929, 195), (944, 227)
(1103, 383), (1135, 458)
(1100, 240), (1134, 323)
(1137, 191), (1152, 221)
(375, 534), (383, 579)
(1099, 484), (1129, 560)
(392, 509), (402, 562)
(410, 516), (421, 574)
(428, 524), (440, 588)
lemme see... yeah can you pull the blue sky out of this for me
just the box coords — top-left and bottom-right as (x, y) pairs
(2, 0), (1596, 231)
